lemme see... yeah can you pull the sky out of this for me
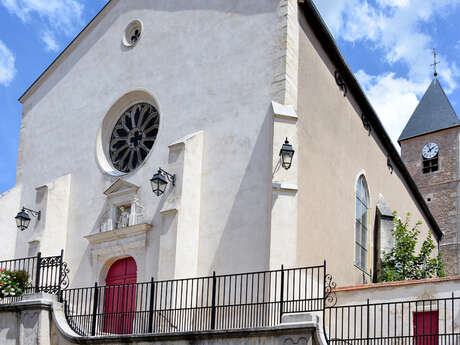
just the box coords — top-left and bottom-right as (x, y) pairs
(0, 0), (459, 194)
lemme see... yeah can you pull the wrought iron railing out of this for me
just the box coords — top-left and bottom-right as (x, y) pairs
(62, 263), (326, 336)
(0, 250), (69, 304)
(5, 252), (455, 345)
(324, 293), (460, 344)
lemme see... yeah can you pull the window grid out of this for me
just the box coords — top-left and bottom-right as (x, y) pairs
(355, 176), (368, 271)
(423, 157), (438, 174)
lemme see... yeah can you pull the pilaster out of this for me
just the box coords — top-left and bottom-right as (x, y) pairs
(272, 0), (299, 109)
(270, 102), (298, 269)
(159, 131), (204, 279)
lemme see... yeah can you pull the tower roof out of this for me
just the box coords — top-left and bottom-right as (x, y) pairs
(399, 78), (460, 142)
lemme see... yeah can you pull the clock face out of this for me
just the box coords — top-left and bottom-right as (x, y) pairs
(422, 142), (439, 159)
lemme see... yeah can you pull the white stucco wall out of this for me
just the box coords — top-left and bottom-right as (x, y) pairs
(10, 0), (280, 286)
(0, 0), (443, 292)
(0, 186), (21, 260)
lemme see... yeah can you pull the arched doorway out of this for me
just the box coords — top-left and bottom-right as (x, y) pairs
(103, 257), (137, 334)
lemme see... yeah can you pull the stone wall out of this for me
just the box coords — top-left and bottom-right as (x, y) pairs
(0, 294), (53, 345)
(400, 127), (460, 275)
(0, 294), (325, 345)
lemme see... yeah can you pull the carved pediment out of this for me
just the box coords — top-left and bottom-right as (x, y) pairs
(98, 179), (144, 233)
(104, 179), (139, 198)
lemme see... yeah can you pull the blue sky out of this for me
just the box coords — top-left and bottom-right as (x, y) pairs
(0, 0), (459, 194)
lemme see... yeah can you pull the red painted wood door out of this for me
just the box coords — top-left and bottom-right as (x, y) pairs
(103, 257), (137, 334)
(414, 311), (439, 345)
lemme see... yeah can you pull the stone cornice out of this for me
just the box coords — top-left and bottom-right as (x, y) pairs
(84, 223), (151, 245)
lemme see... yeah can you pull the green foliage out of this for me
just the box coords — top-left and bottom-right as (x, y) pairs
(0, 269), (31, 298)
(379, 212), (445, 282)
(12, 270), (30, 291)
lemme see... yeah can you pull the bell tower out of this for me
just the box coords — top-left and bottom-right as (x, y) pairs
(399, 77), (460, 276)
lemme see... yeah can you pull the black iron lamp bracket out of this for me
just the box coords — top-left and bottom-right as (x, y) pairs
(387, 156), (394, 174)
(334, 71), (347, 97)
(361, 113), (372, 136)
(23, 207), (41, 220)
(158, 168), (176, 186)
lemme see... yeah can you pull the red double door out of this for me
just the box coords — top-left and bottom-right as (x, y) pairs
(414, 311), (439, 345)
(103, 257), (137, 334)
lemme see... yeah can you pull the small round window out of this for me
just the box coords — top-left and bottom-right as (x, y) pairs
(123, 20), (142, 47)
(109, 103), (159, 173)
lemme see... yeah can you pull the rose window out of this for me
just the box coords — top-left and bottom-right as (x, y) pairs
(109, 103), (159, 173)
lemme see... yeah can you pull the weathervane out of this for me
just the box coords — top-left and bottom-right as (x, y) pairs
(431, 48), (440, 77)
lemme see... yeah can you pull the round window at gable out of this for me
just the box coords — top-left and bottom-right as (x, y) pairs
(109, 102), (160, 173)
(123, 20), (143, 47)
(96, 91), (161, 177)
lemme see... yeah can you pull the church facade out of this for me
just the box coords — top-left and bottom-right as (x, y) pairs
(0, 0), (442, 292)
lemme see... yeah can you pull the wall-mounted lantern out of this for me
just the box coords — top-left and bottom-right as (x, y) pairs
(279, 138), (295, 170)
(150, 168), (176, 196)
(15, 207), (41, 231)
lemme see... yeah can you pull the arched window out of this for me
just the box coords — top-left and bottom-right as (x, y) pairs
(355, 176), (369, 270)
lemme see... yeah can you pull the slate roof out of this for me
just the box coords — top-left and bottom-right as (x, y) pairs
(399, 78), (460, 142)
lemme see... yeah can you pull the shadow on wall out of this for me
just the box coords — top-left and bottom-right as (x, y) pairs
(146, 179), (175, 281)
(206, 106), (273, 275)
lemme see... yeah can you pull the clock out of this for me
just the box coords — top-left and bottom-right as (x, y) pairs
(422, 142), (439, 159)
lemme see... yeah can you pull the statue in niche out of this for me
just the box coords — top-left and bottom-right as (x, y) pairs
(117, 206), (130, 229)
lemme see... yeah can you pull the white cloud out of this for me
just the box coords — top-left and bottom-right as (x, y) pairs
(341, 2), (383, 42)
(0, 40), (16, 86)
(314, 0), (460, 147)
(313, 2), (348, 34)
(1, 0), (84, 51)
(438, 63), (460, 94)
(41, 31), (59, 52)
(356, 70), (428, 148)
(377, 0), (410, 7)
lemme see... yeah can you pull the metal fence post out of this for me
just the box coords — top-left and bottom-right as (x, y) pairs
(280, 265), (284, 323)
(57, 250), (64, 302)
(91, 282), (99, 336)
(323, 260), (326, 302)
(452, 292), (455, 333)
(148, 277), (155, 333)
(210, 271), (217, 330)
(35, 252), (42, 293)
(366, 298), (370, 345)
(322, 260), (327, 338)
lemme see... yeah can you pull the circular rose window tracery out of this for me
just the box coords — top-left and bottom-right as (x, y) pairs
(109, 103), (159, 173)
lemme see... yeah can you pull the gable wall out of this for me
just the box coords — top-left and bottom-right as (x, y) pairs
(11, 0), (282, 286)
